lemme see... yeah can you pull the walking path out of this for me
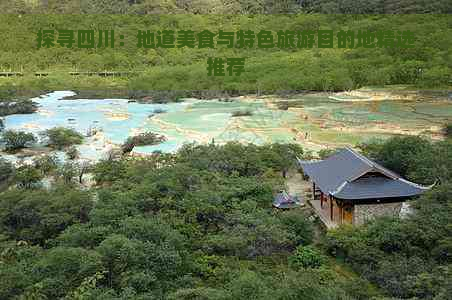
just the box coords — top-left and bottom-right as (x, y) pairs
(285, 170), (307, 200)
(285, 170), (338, 229)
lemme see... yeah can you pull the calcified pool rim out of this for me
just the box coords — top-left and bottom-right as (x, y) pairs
(2, 90), (451, 161)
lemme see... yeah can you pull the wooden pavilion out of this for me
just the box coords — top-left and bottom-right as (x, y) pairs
(298, 148), (431, 227)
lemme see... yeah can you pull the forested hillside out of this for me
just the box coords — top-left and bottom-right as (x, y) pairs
(0, 2), (451, 299)
(325, 136), (452, 299)
(0, 13), (450, 98)
(1, 0), (452, 14)
(0, 143), (368, 299)
(0, 138), (451, 299)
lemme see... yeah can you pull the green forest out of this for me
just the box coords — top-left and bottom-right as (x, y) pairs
(1, 1), (452, 299)
(0, 12), (451, 98)
(1, 0), (452, 14)
(0, 137), (451, 299)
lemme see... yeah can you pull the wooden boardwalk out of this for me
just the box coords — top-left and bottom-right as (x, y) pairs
(0, 72), (23, 77)
(0, 71), (142, 77)
(309, 199), (338, 229)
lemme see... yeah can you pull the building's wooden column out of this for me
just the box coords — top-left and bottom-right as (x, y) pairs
(330, 196), (334, 221)
(312, 182), (316, 200)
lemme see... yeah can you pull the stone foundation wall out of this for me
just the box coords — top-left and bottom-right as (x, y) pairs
(354, 202), (403, 225)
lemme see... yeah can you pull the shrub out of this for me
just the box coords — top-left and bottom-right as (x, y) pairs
(14, 165), (43, 189)
(122, 132), (166, 154)
(0, 100), (37, 117)
(33, 154), (60, 175)
(92, 159), (128, 184)
(289, 245), (327, 270)
(0, 156), (14, 183)
(276, 101), (290, 110)
(153, 108), (167, 114)
(317, 148), (337, 159)
(57, 162), (78, 184)
(43, 127), (84, 149)
(443, 122), (452, 138)
(66, 146), (80, 160)
(280, 210), (314, 246)
(231, 110), (253, 117)
(432, 237), (452, 264)
(2, 130), (36, 151)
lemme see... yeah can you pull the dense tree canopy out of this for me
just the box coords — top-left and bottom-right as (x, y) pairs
(326, 182), (452, 299)
(0, 13), (450, 98)
(0, 142), (376, 299)
(0, 0), (450, 14)
(0, 137), (451, 299)
(0, 157), (14, 184)
(359, 136), (452, 184)
(0, 2), (450, 299)
(327, 136), (452, 299)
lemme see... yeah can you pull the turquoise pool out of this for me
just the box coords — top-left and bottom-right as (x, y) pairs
(3, 91), (298, 160)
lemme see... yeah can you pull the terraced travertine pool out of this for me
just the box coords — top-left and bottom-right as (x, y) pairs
(2, 91), (452, 160)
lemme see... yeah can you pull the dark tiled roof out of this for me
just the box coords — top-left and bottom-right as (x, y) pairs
(333, 176), (428, 199)
(273, 191), (301, 208)
(298, 148), (430, 200)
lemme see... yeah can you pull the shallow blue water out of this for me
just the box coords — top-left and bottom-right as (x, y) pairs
(5, 92), (186, 142)
(2, 91), (280, 159)
(3, 91), (192, 157)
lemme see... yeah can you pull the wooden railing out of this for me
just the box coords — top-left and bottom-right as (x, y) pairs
(0, 71), (144, 77)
